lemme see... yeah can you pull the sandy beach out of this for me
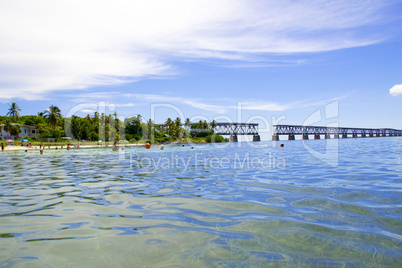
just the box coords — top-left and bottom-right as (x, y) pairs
(1, 143), (145, 151)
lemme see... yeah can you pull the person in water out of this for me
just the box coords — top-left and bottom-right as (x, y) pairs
(145, 142), (151, 149)
(113, 141), (118, 151)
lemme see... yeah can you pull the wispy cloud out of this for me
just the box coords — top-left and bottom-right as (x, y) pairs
(0, 0), (396, 100)
(390, 84), (402, 96)
(67, 91), (344, 114)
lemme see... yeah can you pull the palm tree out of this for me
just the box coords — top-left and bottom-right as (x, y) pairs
(4, 120), (12, 136)
(7, 102), (21, 121)
(185, 118), (191, 127)
(210, 120), (217, 129)
(44, 105), (62, 141)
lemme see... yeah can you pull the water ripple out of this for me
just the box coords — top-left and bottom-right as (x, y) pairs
(1, 139), (401, 267)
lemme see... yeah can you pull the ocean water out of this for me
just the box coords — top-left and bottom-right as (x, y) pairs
(0, 138), (401, 267)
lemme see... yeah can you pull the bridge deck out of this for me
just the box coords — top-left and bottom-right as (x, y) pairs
(155, 122), (259, 136)
(273, 125), (402, 137)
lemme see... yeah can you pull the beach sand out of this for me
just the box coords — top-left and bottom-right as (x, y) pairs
(2, 144), (145, 151)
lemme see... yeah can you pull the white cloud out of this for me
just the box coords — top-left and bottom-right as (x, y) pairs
(390, 84), (402, 96)
(238, 101), (293, 111)
(68, 91), (339, 114)
(0, 0), (395, 99)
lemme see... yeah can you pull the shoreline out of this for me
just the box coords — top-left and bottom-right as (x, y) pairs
(1, 141), (211, 151)
(1, 143), (146, 151)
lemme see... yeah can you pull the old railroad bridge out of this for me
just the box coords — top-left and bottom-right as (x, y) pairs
(272, 125), (402, 140)
(156, 122), (402, 141)
(156, 122), (260, 142)
(214, 123), (260, 142)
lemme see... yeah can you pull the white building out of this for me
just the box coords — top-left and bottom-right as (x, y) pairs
(0, 123), (39, 140)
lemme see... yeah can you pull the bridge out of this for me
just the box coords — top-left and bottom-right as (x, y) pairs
(272, 125), (402, 140)
(154, 122), (260, 142)
(214, 123), (260, 142)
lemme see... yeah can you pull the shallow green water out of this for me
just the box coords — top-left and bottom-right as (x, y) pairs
(1, 138), (401, 267)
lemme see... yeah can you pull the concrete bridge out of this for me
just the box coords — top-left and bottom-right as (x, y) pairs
(272, 125), (402, 140)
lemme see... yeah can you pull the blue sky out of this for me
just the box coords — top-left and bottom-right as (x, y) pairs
(1, 0), (402, 139)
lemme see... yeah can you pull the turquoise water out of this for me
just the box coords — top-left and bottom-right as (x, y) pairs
(1, 138), (401, 267)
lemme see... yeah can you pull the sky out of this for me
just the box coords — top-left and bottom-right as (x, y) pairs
(0, 0), (401, 140)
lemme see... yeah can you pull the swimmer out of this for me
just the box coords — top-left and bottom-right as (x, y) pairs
(160, 144), (164, 150)
(280, 143), (284, 147)
(113, 141), (118, 151)
(145, 142), (151, 149)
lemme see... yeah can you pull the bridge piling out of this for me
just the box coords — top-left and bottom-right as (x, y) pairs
(302, 134), (309, 140)
(230, 135), (238, 142)
(314, 134), (320, 139)
(288, 134), (295, 140)
(253, 135), (261, 142)
(272, 134), (279, 141)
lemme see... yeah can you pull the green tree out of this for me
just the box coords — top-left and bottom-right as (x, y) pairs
(165, 118), (173, 136)
(7, 102), (21, 121)
(4, 120), (12, 134)
(147, 119), (155, 142)
(44, 105), (62, 141)
(174, 117), (182, 138)
(93, 112), (100, 138)
(210, 120), (217, 129)
(10, 124), (21, 139)
(125, 115), (142, 141)
(185, 118), (191, 127)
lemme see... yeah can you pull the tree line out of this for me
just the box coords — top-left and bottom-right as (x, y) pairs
(1, 102), (227, 143)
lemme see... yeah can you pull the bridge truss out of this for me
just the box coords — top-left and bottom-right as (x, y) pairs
(273, 125), (402, 138)
(214, 123), (259, 136)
